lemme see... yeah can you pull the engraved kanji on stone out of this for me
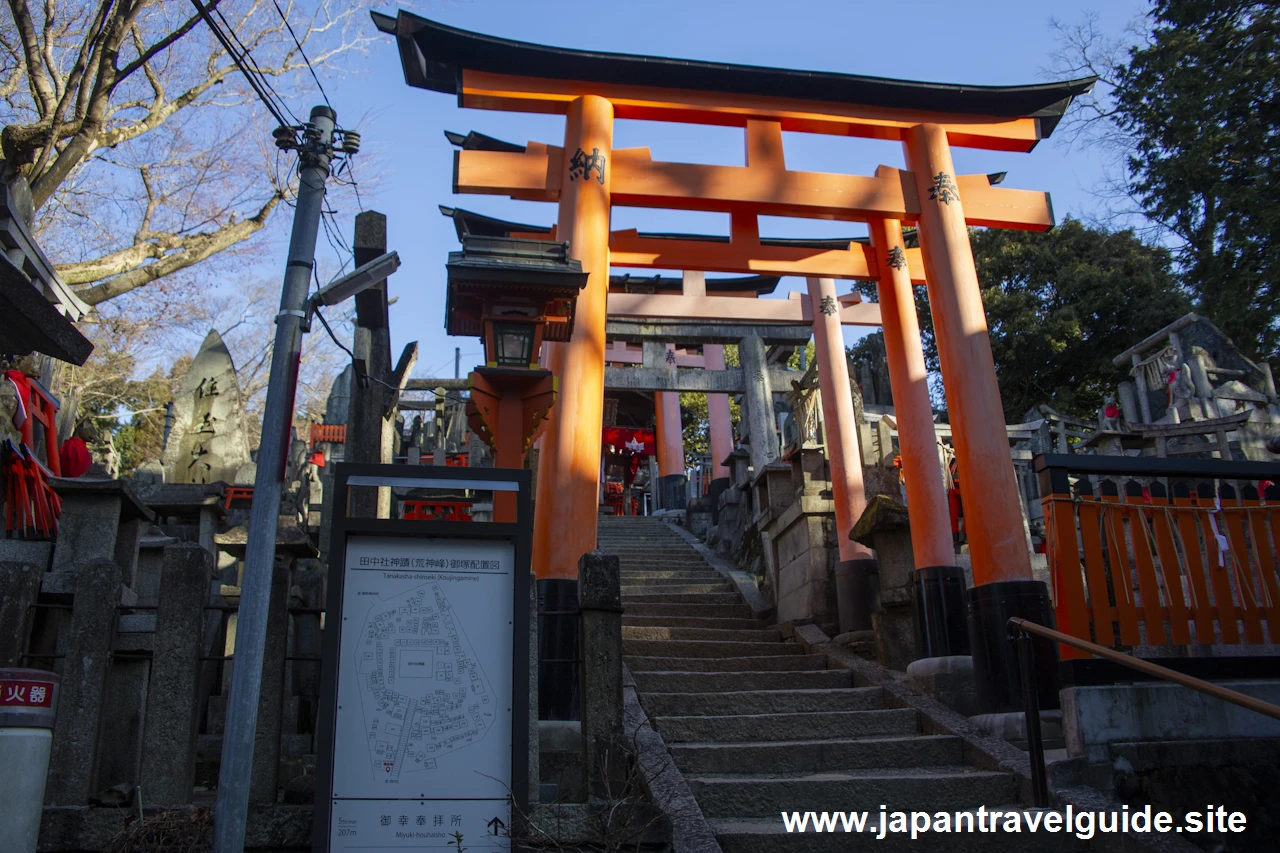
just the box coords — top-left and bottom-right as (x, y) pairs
(568, 147), (607, 184)
(928, 172), (959, 205)
(754, 368), (765, 383)
(818, 295), (838, 316)
(886, 246), (908, 270)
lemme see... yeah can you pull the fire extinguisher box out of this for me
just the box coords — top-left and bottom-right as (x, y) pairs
(0, 668), (60, 853)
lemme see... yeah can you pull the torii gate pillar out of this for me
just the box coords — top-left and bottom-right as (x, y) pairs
(704, 343), (734, 510)
(868, 218), (969, 660)
(904, 123), (1055, 711)
(654, 344), (687, 510)
(807, 276), (877, 633)
(530, 95), (613, 722)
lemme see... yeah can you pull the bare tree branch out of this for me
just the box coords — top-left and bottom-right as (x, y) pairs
(1, 0), (375, 309)
(63, 187), (282, 303)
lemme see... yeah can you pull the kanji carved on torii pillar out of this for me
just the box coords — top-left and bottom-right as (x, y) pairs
(379, 9), (1096, 713)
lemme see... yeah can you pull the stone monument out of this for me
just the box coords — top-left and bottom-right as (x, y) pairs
(161, 330), (251, 484)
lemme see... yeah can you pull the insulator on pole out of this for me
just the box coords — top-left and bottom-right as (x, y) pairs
(272, 125), (298, 150)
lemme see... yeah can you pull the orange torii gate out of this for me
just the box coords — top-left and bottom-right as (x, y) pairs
(376, 10), (1095, 705)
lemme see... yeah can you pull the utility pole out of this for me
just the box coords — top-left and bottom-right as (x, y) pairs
(213, 105), (336, 852)
(455, 346), (461, 379)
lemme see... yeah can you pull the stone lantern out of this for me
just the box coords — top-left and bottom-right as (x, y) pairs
(445, 235), (587, 523)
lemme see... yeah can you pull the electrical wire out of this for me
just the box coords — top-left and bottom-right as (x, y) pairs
(333, 157), (366, 212)
(211, 5), (299, 123)
(189, 0), (295, 128)
(271, 0), (333, 111)
(319, 212), (354, 278)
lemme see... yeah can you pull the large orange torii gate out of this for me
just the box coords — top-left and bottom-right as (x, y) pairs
(377, 10), (1095, 706)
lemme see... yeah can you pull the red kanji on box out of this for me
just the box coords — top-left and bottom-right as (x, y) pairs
(0, 678), (54, 707)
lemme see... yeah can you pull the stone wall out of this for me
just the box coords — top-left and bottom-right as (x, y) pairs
(0, 477), (326, 851)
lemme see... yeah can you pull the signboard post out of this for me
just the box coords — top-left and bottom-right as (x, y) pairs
(314, 464), (531, 852)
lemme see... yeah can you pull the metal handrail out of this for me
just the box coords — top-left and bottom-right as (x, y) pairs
(1007, 617), (1280, 809)
(1009, 617), (1280, 721)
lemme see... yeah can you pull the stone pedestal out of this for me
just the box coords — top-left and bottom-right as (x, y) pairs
(769, 495), (838, 632)
(46, 558), (121, 805)
(250, 556), (290, 803)
(50, 478), (154, 586)
(577, 551), (624, 798)
(851, 495), (915, 670)
(656, 473), (687, 512)
(706, 476), (730, 524)
(140, 543), (213, 805)
(94, 654), (149, 795)
(133, 530), (178, 608)
(906, 655), (978, 717)
(0, 560), (43, 666)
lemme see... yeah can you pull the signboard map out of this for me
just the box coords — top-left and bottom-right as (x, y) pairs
(355, 579), (496, 779)
(329, 535), (515, 851)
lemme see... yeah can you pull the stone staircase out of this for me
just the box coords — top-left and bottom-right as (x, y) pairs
(600, 515), (1089, 851)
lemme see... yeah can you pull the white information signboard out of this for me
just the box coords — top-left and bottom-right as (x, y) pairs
(327, 535), (515, 851)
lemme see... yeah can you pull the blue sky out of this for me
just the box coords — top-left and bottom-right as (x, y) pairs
(307, 0), (1150, 381)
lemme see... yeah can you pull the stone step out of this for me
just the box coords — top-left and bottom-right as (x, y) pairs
(625, 654), (828, 674)
(622, 615), (770, 631)
(616, 558), (706, 566)
(620, 570), (725, 579)
(655, 708), (918, 744)
(710, 814), (1092, 853)
(640, 687), (882, 718)
(604, 542), (690, 547)
(669, 733), (962, 774)
(621, 583), (731, 595)
(620, 567), (715, 575)
(623, 601), (755, 619)
(622, 591), (744, 605)
(688, 767), (1018, 818)
(620, 565), (714, 573)
(607, 541), (697, 547)
(600, 540), (691, 546)
(630, 669), (852, 694)
(623, 639), (801, 658)
(623, 626), (782, 642)
(620, 577), (728, 587)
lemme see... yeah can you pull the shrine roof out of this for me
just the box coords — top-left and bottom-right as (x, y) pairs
(375, 10), (1095, 138)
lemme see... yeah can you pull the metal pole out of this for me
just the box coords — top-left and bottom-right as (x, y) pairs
(1012, 627), (1050, 807)
(213, 105), (335, 853)
(455, 346), (461, 379)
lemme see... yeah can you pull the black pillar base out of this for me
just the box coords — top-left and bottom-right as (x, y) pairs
(967, 580), (1060, 714)
(537, 578), (580, 721)
(911, 566), (971, 659)
(657, 474), (688, 511)
(835, 559), (879, 633)
(707, 477), (731, 524)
